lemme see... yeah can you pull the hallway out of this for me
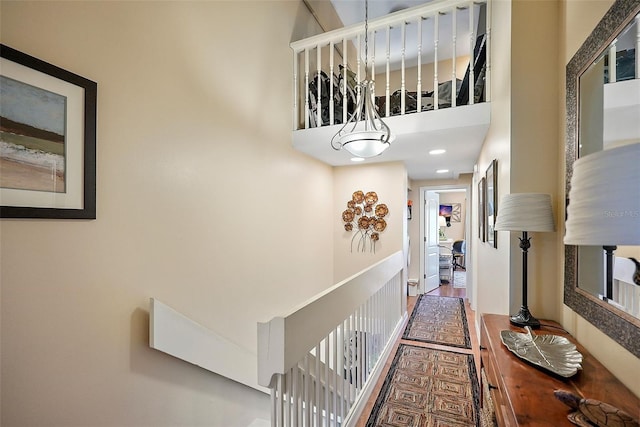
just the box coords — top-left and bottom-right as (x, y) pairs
(355, 283), (480, 425)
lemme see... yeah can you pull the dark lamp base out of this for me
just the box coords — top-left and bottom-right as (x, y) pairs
(510, 307), (541, 329)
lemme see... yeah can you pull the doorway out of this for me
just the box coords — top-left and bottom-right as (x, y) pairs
(418, 185), (473, 304)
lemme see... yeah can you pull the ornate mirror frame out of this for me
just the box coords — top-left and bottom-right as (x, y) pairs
(565, 0), (640, 358)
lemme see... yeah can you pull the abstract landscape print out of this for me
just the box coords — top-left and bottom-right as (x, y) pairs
(0, 75), (66, 193)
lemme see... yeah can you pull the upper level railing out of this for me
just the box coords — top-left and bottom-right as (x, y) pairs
(257, 251), (406, 427)
(290, 0), (491, 131)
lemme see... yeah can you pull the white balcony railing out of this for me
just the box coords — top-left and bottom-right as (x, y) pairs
(291, 0), (491, 131)
(257, 251), (406, 427)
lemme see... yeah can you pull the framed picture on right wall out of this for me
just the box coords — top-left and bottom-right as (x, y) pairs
(478, 177), (485, 242)
(485, 159), (498, 248)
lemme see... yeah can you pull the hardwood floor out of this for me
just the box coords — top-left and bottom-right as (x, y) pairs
(354, 282), (481, 425)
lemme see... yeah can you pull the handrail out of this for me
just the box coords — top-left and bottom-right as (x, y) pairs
(257, 250), (403, 387)
(257, 251), (406, 426)
(290, 0), (486, 52)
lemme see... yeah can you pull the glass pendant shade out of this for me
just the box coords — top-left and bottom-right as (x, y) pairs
(332, 81), (392, 158)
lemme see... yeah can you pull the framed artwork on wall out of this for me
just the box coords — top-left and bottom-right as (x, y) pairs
(0, 44), (97, 219)
(439, 203), (461, 222)
(478, 177), (485, 242)
(485, 159), (498, 248)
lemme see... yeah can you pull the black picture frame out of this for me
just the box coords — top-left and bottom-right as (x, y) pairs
(478, 177), (485, 242)
(1, 44), (97, 219)
(485, 159), (497, 248)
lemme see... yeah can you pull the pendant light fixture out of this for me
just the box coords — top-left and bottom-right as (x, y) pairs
(331, 0), (393, 158)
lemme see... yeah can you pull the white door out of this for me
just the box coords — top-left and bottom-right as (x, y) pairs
(424, 191), (440, 293)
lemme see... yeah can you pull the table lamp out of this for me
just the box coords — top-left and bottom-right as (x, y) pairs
(564, 143), (640, 299)
(494, 193), (555, 328)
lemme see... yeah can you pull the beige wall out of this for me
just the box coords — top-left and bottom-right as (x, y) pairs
(333, 162), (408, 283)
(509, 0), (560, 321)
(474, 0), (560, 321)
(559, 0), (640, 397)
(0, 2), (336, 425)
(472, 0), (512, 317)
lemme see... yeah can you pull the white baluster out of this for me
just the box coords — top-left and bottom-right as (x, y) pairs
(636, 15), (640, 79)
(356, 33), (362, 90)
(332, 327), (338, 427)
(376, 288), (382, 359)
(434, 12), (440, 110)
(417, 16), (423, 112)
(292, 364), (299, 427)
(293, 50), (298, 130)
(469, 3), (475, 105)
(276, 374), (284, 427)
(315, 342), (321, 427)
(271, 388), (277, 427)
(609, 41), (617, 83)
(452, 7), (457, 108)
(401, 21), (406, 115)
(304, 48), (310, 128)
(341, 319), (348, 419)
(343, 38), (348, 124)
(324, 336), (329, 427)
(286, 368), (291, 427)
(367, 298), (372, 379)
(485, 0), (491, 101)
(386, 25), (391, 117)
(371, 29), (376, 101)
(348, 314), (355, 407)
(305, 354), (311, 426)
(357, 307), (363, 392)
(329, 42), (335, 125)
(317, 45), (322, 127)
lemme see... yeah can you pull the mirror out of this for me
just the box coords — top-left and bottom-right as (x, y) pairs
(565, 0), (640, 358)
(577, 13), (640, 311)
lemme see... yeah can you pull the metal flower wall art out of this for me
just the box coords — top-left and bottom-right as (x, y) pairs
(342, 190), (389, 253)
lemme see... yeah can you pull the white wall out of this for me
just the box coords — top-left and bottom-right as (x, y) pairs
(333, 162), (408, 283)
(0, 2), (336, 426)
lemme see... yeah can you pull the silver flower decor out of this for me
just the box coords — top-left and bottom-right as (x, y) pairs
(342, 190), (389, 253)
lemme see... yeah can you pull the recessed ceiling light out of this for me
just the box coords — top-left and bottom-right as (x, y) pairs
(429, 149), (446, 155)
(436, 169), (449, 174)
(351, 157), (365, 162)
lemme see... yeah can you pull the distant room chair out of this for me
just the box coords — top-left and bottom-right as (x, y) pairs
(452, 240), (466, 271)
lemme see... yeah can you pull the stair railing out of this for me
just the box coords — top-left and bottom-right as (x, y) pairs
(257, 251), (406, 426)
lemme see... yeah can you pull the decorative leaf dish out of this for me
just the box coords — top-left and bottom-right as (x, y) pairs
(500, 327), (583, 377)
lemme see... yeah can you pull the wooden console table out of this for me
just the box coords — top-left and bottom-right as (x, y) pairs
(480, 314), (639, 426)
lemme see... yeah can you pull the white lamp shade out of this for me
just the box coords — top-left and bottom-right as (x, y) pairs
(438, 215), (447, 227)
(494, 193), (555, 232)
(564, 143), (640, 246)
